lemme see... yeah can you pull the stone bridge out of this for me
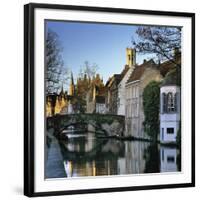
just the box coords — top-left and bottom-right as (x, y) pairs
(47, 113), (125, 137)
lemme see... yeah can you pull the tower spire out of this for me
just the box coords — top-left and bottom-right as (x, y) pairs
(61, 83), (64, 93)
(69, 71), (75, 96)
(71, 71), (74, 85)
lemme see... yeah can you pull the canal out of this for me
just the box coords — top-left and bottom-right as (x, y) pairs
(45, 131), (181, 179)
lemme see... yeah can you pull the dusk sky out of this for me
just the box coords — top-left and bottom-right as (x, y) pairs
(46, 20), (152, 87)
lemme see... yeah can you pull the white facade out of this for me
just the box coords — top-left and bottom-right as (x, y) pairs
(124, 63), (162, 138)
(117, 67), (135, 116)
(125, 81), (140, 137)
(160, 85), (180, 143)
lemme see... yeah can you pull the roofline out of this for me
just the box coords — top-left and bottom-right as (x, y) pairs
(125, 80), (140, 87)
(160, 84), (180, 87)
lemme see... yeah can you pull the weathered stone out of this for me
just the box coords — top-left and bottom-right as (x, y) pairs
(101, 120), (124, 136)
(47, 113), (125, 137)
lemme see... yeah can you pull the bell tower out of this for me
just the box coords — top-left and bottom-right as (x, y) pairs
(126, 48), (136, 67)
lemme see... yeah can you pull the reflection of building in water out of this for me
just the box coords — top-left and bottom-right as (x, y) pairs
(160, 147), (178, 172)
(61, 134), (122, 177)
(64, 160), (97, 177)
(125, 59), (162, 137)
(64, 159), (119, 177)
(117, 141), (149, 174)
(62, 134), (95, 153)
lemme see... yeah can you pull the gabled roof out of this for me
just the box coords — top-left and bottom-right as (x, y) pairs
(127, 59), (156, 84)
(106, 65), (130, 87)
(120, 65), (129, 80)
(106, 74), (121, 87)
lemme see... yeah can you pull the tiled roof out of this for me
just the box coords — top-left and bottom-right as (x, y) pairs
(160, 54), (181, 77)
(161, 68), (178, 86)
(127, 59), (156, 83)
(106, 65), (130, 87)
(120, 65), (129, 80)
(105, 74), (121, 87)
(96, 86), (107, 96)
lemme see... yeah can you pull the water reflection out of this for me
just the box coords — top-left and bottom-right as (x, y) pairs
(160, 146), (180, 172)
(46, 131), (181, 178)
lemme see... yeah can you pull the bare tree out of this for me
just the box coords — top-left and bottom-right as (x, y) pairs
(79, 61), (98, 79)
(59, 67), (70, 92)
(132, 26), (181, 67)
(46, 28), (64, 94)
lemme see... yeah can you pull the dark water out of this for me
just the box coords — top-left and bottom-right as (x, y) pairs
(46, 132), (181, 178)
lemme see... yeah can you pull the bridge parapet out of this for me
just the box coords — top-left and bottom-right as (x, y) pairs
(47, 113), (125, 137)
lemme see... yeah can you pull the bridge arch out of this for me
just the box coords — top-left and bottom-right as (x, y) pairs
(58, 121), (106, 136)
(47, 113), (125, 137)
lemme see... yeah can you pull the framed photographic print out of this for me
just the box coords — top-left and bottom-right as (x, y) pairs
(24, 3), (195, 197)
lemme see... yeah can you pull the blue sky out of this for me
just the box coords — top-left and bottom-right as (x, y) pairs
(46, 20), (151, 86)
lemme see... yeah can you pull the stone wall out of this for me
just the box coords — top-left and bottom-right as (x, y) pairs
(47, 113), (125, 137)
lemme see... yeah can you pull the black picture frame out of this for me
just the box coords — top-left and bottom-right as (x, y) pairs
(24, 3), (195, 197)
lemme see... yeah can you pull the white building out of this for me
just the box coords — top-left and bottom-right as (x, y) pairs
(117, 48), (136, 116)
(160, 84), (180, 143)
(125, 59), (162, 138)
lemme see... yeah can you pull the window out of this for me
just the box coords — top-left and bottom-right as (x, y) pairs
(162, 93), (167, 112)
(167, 156), (175, 163)
(136, 103), (139, 117)
(167, 128), (174, 134)
(162, 149), (164, 161)
(128, 54), (132, 62)
(132, 87), (134, 98)
(162, 128), (164, 140)
(167, 92), (175, 112)
(126, 102), (128, 117)
(174, 93), (178, 112)
(136, 87), (139, 97)
(162, 92), (178, 113)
